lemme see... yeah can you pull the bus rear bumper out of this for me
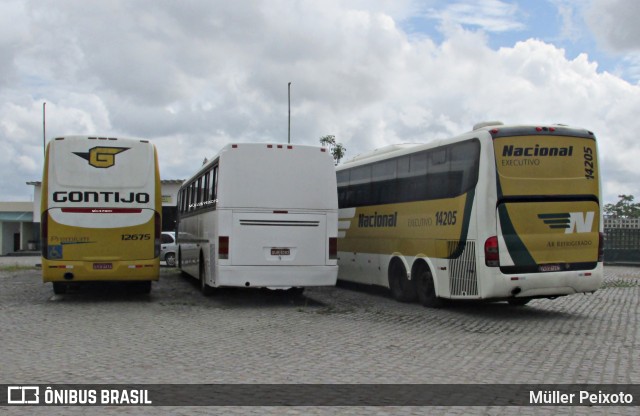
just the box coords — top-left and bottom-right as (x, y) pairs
(215, 265), (338, 288)
(492, 264), (604, 299)
(42, 258), (160, 282)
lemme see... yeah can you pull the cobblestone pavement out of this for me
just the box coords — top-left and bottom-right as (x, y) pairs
(1, 258), (638, 415)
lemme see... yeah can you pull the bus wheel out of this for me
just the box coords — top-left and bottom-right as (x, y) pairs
(286, 287), (305, 297)
(199, 256), (214, 296)
(52, 282), (67, 295)
(508, 298), (530, 306)
(165, 253), (176, 267)
(388, 259), (417, 302)
(133, 281), (152, 294)
(415, 266), (443, 308)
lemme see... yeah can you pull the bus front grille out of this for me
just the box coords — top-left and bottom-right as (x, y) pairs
(448, 240), (478, 296)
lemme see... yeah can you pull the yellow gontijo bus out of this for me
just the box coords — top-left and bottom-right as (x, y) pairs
(337, 122), (603, 307)
(41, 136), (162, 294)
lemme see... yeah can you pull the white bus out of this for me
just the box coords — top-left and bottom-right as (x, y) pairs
(41, 136), (162, 294)
(176, 143), (338, 294)
(337, 123), (603, 307)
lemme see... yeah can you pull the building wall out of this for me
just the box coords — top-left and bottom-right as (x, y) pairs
(1, 222), (20, 254)
(604, 217), (640, 229)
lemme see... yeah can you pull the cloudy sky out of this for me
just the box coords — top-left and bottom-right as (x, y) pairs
(2, 0), (640, 205)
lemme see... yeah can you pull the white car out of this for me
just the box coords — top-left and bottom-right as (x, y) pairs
(161, 232), (177, 267)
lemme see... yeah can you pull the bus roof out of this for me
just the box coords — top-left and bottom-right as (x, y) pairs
(337, 123), (596, 171)
(182, 142), (332, 185)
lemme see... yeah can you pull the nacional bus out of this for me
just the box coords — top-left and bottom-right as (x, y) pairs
(336, 122), (603, 307)
(41, 136), (162, 294)
(176, 143), (338, 294)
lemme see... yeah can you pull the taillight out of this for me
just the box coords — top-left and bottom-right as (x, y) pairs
(484, 236), (499, 267)
(598, 232), (604, 262)
(41, 212), (48, 258)
(219, 236), (229, 260)
(329, 237), (337, 260)
(154, 212), (161, 258)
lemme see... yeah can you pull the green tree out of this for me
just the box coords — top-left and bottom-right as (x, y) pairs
(319, 135), (346, 165)
(604, 194), (640, 218)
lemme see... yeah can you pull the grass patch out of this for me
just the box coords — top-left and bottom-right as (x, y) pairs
(0, 265), (39, 272)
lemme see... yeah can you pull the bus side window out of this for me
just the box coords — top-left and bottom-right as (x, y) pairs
(203, 171), (210, 203)
(189, 182), (196, 211)
(196, 176), (203, 206)
(211, 165), (218, 203)
(349, 165), (372, 207)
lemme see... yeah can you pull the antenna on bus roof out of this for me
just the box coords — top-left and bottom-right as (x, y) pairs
(473, 121), (503, 130)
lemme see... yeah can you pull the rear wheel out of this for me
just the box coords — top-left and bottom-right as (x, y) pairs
(52, 282), (67, 295)
(132, 281), (152, 294)
(415, 265), (444, 308)
(199, 254), (214, 296)
(286, 287), (305, 297)
(165, 252), (176, 267)
(508, 298), (531, 306)
(388, 259), (417, 302)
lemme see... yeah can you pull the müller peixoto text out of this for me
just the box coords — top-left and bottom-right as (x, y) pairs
(530, 390), (634, 405)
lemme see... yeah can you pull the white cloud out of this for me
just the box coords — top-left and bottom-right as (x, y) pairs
(1, 0), (640, 205)
(426, 0), (525, 33)
(586, 0), (640, 52)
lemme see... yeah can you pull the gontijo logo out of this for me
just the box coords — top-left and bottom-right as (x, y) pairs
(538, 212), (595, 234)
(73, 147), (129, 168)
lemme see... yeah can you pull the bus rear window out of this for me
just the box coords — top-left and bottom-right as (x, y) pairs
(494, 135), (599, 198)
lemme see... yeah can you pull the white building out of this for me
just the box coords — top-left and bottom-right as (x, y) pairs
(0, 201), (37, 255)
(604, 217), (640, 229)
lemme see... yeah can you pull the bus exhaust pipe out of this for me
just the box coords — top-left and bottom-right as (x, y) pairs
(64, 272), (74, 280)
(511, 287), (522, 296)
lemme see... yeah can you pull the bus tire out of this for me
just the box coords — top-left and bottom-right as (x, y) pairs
(415, 265), (444, 308)
(388, 258), (417, 302)
(286, 287), (305, 297)
(508, 298), (531, 306)
(199, 254), (214, 296)
(133, 281), (152, 294)
(165, 252), (176, 267)
(52, 282), (67, 295)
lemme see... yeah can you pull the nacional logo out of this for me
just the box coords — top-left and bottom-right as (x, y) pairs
(358, 211), (398, 228)
(73, 147), (130, 168)
(538, 212), (595, 234)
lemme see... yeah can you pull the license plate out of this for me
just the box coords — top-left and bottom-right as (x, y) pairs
(539, 264), (561, 272)
(271, 248), (290, 256)
(93, 263), (113, 270)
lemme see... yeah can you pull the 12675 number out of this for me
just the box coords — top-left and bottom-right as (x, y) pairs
(121, 234), (151, 241)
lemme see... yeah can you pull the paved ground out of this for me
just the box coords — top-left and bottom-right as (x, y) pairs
(0, 257), (638, 415)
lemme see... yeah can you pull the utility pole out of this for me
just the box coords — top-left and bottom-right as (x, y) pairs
(288, 82), (291, 144)
(42, 102), (46, 157)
